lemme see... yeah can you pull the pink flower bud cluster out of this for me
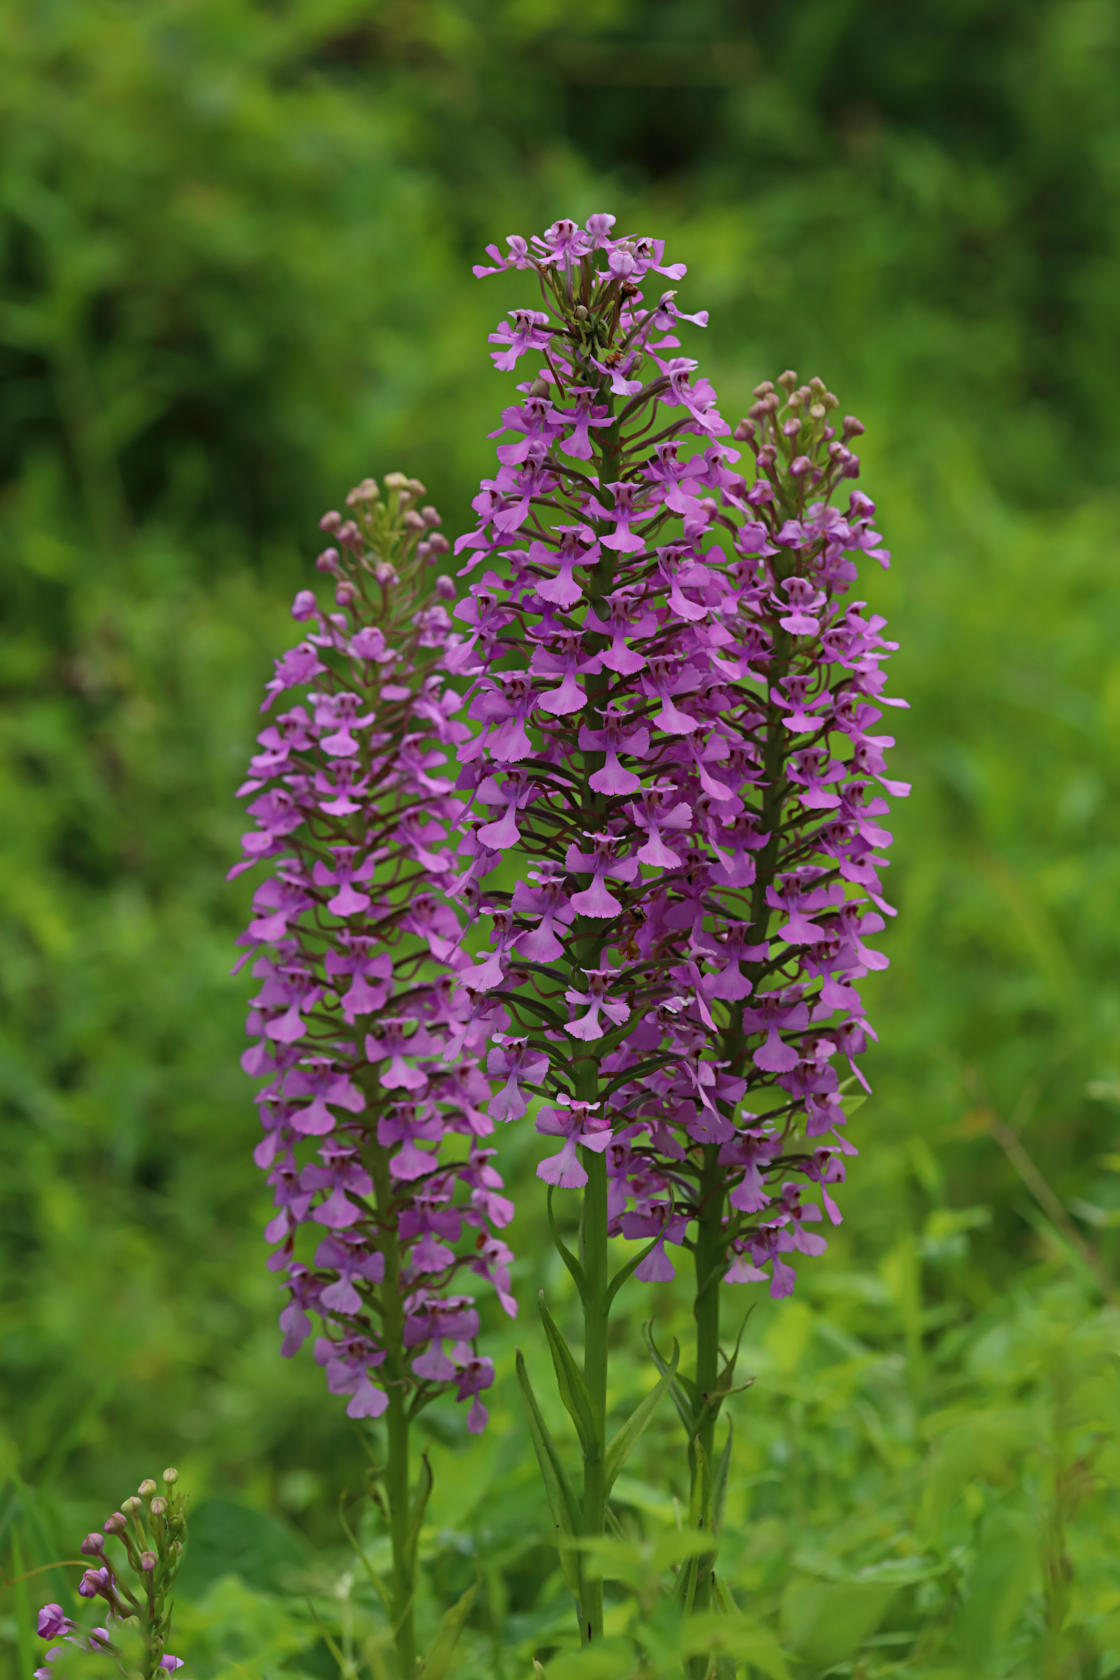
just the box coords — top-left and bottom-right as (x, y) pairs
(36, 1471), (187, 1677)
(450, 215), (906, 1298)
(232, 477), (515, 1430)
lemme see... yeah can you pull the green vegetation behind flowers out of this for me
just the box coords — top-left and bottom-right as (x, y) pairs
(2, 1), (1118, 1675)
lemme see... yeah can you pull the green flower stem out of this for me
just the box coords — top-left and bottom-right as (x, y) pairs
(577, 1130), (610, 1645)
(681, 514), (802, 1646)
(681, 1147), (726, 1680)
(370, 1145), (418, 1680)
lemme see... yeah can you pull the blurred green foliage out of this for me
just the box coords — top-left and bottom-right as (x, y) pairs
(2, 0), (1119, 1675)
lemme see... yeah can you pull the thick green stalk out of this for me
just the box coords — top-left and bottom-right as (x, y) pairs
(683, 1148), (726, 1675)
(370, 1146), (418, 1680)
(578, 1123), (610, 1644)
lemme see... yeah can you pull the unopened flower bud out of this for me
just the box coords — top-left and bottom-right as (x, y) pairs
(756, 444), (778, 469)
(315, 547), (340, 574)
(104, 1513), (128, 1535)
(337, 520), (362, 550)
(789, 455), (813, 477)
(842, 415), (865, 439)
(335, 581), (357, 608)
(407, 477), (426, 497)
(149, 1497), (167, 1517)
(402, 510), (426, 532)
(139, 1551), (157, 1572)
(81, 1533), (105, 1555)
(122, 1497), (142, 1517)
(776, 369), (798, 391)
(138, 1480), (157, 1499)
(808, 403), (826, 422)
(733, 418), (756, 442)
(809, 375), (826, 395)
(374, 562), (399, 587)
(382, 472), (408, 491)
(528, 375), (550, 397)
(318, 510), (342, 534)
(420, 505), (441, 528)
(752, 380), (775, 398)
(79, 1567), (113, 1600)
(346, 477), (380, 507)
(162, 1468), (179, 1486)
(435, 575), (457, 600)
(782, 418), (801, 438)
(425, 531), (450, 557)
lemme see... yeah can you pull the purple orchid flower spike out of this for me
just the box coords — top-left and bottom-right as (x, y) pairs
(450, 214), (904, 1646)
(232, 473), (518, 1678)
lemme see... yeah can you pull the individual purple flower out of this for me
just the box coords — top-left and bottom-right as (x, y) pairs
(233, 474), (517, 1430)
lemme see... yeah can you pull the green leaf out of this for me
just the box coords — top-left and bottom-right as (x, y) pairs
(538, 1294), (599, 1461)
(417, 1575), (478, 1680)
(955, 1506), (1037, 1675)
(514, 1349), (582, 1596)
(405, 1449), (434, 1570)
(644, 1323), (699, 1435)
(711, 1418), (734, 1536)
(719, 1306), (756, 1391)
(546, 1186), (585, 1297)
(679, 1612), (792, 1680)
(605, 1234), (664, 1310)
(604, 1338), (679, 1494)
(779, 1574), (897, 1668)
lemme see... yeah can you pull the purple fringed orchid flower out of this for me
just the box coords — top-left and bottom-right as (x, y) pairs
(232, 474), (515, 1433)
(450, 212), (904, 1647)
(451, 213), (906, 1299)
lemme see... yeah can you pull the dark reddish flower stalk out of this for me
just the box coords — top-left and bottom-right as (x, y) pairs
(450, 215), (905, 1639)
(232, 474), (515, 1677)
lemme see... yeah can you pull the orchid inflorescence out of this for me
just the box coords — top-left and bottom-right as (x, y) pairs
(35, 1470), (187, 1679)
(452, 212), (906, 1300)
(230, 474), (516, 1434)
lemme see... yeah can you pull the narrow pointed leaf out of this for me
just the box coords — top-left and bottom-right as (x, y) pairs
(546, 1186), (585, 1297)
(712, 1418), (734, 1536)
(538, 1295), (599, 1460)
(605, 1234), (663, 1310)
(405, 1449), (434, 1568)
(719, 1306), (756, 1391)
(688, 1437), (710, 1528)
(417, 1576), (478, 1680)
(604, 1338), (679, 1494)
(645, 1323), (699, 1434)
(515, 1349), (582, 1595)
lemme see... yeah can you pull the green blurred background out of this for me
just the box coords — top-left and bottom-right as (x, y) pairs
(2, 1), (1119, 1675)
